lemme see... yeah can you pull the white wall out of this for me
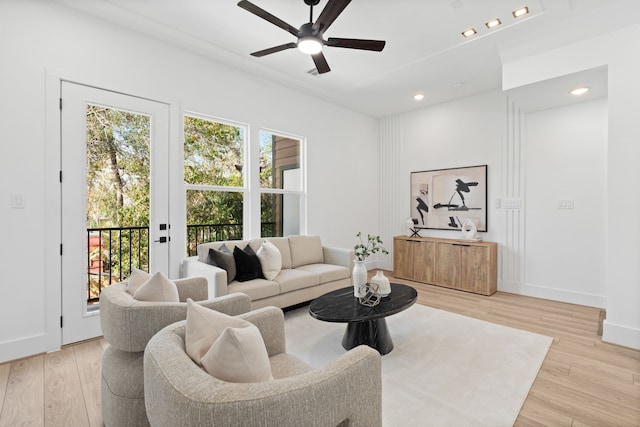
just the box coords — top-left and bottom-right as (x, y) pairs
(0, 1), (379, 362)
(502, 25), (640, 349)
(525, 100), (607, 306)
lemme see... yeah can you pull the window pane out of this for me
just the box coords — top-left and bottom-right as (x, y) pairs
(260, 131), (301, 190)
(184, 116), (244, 187)
(186, 189), (243, 255)
(261, 193), (300, 237)
(86, 105), (150, 305)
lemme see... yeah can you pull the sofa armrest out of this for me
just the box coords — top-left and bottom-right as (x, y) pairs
(198, 292), (251, 317)
(237, 306), (286, 357)
(182, 256), (228, 298)
(323, 246), (355, 270)
(174, 276), (208, 302)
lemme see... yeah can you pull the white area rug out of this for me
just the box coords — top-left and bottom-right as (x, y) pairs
(284, 303), (552, 427)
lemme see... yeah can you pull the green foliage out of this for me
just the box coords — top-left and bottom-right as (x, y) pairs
(354, 232), (389, 261)
(86, 105), (150, 228)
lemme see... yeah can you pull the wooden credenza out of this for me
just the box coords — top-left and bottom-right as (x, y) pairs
(393, 236), (497, 296)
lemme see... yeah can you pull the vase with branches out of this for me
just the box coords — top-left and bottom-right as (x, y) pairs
(352, 232), (388, 297)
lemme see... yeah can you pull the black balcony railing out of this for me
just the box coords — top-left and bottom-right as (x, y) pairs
(87, 222), (278, 304)
(87, 226), (149, 304)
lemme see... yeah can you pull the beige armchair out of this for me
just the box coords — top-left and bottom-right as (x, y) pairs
(144, 306), (382, 427)
(100, 278), (252, 427)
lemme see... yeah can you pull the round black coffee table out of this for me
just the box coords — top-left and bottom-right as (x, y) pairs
(308, 283), (417, 355)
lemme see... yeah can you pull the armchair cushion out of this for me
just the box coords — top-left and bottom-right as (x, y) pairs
(133, 271), (179, 302)
(185, 298), (252, 364)
(202, 323), (273, 383)
(126, 267), (151, 295)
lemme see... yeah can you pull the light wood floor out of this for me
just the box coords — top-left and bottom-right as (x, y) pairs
(1, 277), (639, 426)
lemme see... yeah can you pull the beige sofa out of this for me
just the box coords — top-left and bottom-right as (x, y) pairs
(182, 235), (354, 309)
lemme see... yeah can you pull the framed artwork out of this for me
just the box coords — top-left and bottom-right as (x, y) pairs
(410, 165), (487, 232)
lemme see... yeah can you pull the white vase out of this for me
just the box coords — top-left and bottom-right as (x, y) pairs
(352, 260), (367, 297)
(370, 270), (391, 296)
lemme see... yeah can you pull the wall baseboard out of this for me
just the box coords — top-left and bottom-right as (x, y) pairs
(0, 334), (49, 364)
(603, 320), (640, 350)
(499, 280), (606, 309)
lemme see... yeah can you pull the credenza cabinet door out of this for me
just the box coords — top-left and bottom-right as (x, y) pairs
(413, 240), (435, 283)
(393, 238), (414, 280)
(434, 242), (462, 288)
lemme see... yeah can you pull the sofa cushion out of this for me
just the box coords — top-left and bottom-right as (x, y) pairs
(266, 237), (293, 270)
(234, 245), (264, 282)
(201, 323), (273, 383)
(276, 268), (320, 293)
(256, 240), (282, 280)
(197, 240), (247, 262)
(184, 299), (250, 365)
(205, 245), (236, 284)
(296, 264), (351, 283)
(288, 235), (324, 268)
(228, 278), (280, 301)
(126, 268), (150, 295)
(133, 272), (179, 302)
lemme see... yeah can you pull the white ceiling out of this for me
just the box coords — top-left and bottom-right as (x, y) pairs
(55, 0), (640, 117)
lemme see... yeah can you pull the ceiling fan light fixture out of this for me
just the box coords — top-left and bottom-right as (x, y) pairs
(298, 37), (323, 54)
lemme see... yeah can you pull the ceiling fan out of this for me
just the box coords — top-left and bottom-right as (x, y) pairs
(237, 0), (386, 74)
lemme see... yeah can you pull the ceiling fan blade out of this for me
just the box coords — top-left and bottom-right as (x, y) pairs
(238, 0), (300, 38)
(312, 0), (351, 33)
(312, 52), (331, 74)
(326, 37), (386, 51)
(250, 42), (297, 57)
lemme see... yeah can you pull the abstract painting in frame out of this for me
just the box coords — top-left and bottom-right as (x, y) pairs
(410, 165), (487, 232)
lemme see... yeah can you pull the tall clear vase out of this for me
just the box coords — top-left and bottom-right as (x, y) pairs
(352, 260), (367, 297)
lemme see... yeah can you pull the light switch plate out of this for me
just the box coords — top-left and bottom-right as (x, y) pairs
(10, 193), (25, 209)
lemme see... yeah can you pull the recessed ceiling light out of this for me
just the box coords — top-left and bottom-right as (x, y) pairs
(414, 93), (425, 101)
(570, 87), (590, 96)
(462, 28), (477, 38)
(485, 18), (501, 29)
(513, 6), (529, 18)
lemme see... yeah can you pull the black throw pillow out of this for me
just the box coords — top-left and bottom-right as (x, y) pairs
(205, 244), (236, 284)
(233, 245), (264, 282)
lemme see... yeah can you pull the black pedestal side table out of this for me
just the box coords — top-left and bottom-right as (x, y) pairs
(308, 283), (417, 355)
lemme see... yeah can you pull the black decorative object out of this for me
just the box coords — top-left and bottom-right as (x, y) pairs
(410, 165), (488, 232)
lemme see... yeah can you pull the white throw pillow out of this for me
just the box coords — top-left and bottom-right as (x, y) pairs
(185, 298), (251, 364)
(126, 268), (151, 295)
(256, 240), (282, 280)
(201, 323), (273, 383)
(132, 271), (179, 302)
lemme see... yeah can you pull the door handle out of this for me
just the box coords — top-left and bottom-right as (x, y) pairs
(154, 236), (169, 243)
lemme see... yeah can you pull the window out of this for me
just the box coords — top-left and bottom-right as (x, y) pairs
(259, 130), (304, 237)
(184, 114), (246, 254)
